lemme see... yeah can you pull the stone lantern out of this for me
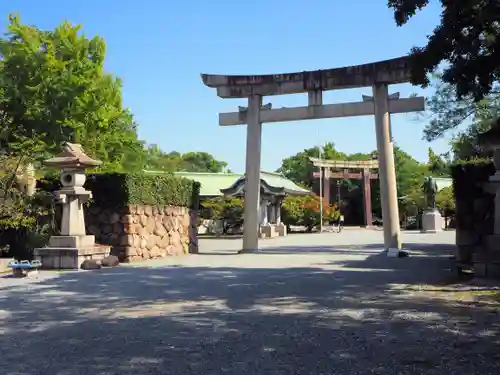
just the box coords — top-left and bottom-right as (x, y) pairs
(34, 143), (110, 269)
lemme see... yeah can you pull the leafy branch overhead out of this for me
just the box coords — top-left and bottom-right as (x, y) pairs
(419, 74), (500, 160)
(388, 0), (500, 101)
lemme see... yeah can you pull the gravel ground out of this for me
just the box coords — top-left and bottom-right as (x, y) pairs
(1, 230), (499, 375)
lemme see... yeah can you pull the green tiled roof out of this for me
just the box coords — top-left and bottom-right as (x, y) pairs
(174, 172), (241, 196)
(142, 170), (310, 196)
(259, 171), (310, 195)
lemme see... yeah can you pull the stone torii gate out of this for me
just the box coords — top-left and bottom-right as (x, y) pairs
(201, 56), (425, 254)
(310, 158), (379, 227)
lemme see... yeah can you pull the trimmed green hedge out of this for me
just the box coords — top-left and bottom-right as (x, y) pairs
(38, 172), (200, 209)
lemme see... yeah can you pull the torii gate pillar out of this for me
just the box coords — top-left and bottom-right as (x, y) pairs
(242, 94), (263, 252)
(373, 84), (401, 251)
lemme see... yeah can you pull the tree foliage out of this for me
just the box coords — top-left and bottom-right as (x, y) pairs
(0, 13), (146, 172)
(420, 75), (500, 160)
(436, 186), (455, 217)
(393, 145), (429, 198)
(0, 153), (54, 259)
(276, 141), (452, 224)
(145, 146), (228, 173)
(0, 14), (228, 176)
(0, 15), (227, 257)
(202, 196), (244, 234)
(427, 147), (450, 176)
(282, 195), (339, 231)
(202, 196), (243, 221)
(388, 0), (500, 101)
(277, 142), (349, 187)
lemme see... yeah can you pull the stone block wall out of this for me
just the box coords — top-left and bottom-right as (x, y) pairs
(455, 194), (494, 263)
(85, 204), (198, 262)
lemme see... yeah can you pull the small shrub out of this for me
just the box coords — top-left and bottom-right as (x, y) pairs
(282, 195), (339, 231)
(202, 196), (244, 233)
(0, 191), (54, 260)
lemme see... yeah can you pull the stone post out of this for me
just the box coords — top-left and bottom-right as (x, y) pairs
(276, 198), (286, 236)
(323, 168), (331, 205)
(241, 94), (262, 253)
(57, 174), (88, 236)
(361, 168), (373, 227)
(34, 143), (111, 269)
(260, 199), (269, 226)
(373, 83), (401, 255)
(269, 202), (276, 224)
(274, 200), (281, 224)
(259, 198), (277, 238)
(276, 203), (281, 224)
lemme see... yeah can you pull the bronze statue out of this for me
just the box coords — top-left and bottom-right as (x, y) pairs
(422, 176), (438, 210)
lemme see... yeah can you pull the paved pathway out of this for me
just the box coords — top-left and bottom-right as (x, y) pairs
(1, 230), (500, 374)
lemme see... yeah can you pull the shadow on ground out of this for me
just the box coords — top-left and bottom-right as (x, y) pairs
(1, 242), (499, 374)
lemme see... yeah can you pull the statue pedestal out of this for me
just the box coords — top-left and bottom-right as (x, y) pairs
(421, 209), (443, 233)
(260, 224), (278, 238)
(276, 223), (287, 237)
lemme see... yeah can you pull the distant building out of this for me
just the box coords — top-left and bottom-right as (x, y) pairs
(143, 170), (310, 198)
(432, 177), (453, 191)
(143, 170), (311, 237)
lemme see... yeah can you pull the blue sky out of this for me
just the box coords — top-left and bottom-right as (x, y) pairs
(0, 0), (450, 172)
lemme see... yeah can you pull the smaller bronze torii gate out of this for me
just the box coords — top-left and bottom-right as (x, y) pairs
(310, 158), (379, 227)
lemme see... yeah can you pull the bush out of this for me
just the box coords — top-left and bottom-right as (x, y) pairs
(436, 186), (455, 216)
(40, 172), (201, 209)
(0, 157), (55, 259)
(202, 196), (244, 233)
(0, 190), (54, 260)
(282, 195), (340, 231)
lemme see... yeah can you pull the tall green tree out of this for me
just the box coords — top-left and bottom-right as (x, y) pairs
(393, 145), (428, 198)
(144, 145), (228, 173)
(276, 142), (350, 187)
(0, 14), (145, 171)
(427, 147), (450, 176)
(144, 145), (180, 171)
(180, 152), (228, 173)
(388, 0), (500, 101)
